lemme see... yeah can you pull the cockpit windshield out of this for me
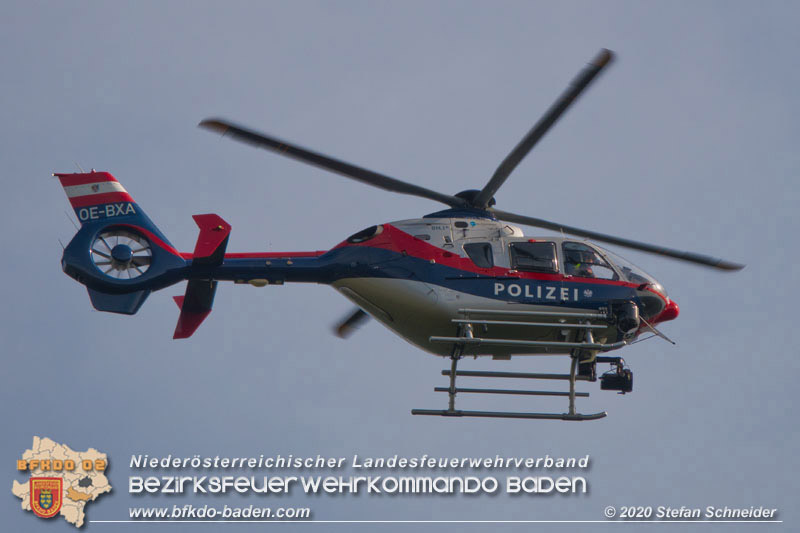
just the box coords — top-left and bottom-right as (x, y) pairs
(562, 242), (618, 280)
(596, 246), (667, 296)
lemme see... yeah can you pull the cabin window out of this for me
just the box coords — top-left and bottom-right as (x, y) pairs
(562, 242), (618, 280)
(509, 242), (558, 273)
(464, 242), (494, 268)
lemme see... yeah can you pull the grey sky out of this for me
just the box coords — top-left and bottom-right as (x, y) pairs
(1, 1), (798, 531)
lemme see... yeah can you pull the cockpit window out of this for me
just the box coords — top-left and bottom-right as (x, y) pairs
(464, 242), (494, 268)
(509, 242), (558, 273)
(563, 242), (618, 280)
(596, 246), (667, 296)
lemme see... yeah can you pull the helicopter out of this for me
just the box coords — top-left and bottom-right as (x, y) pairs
(55, 49), (743, 421)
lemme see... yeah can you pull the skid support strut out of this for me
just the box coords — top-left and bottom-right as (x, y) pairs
(447, 355), (459, 412)
(446, 323), (469, 413)
(568, 355), (578, 416)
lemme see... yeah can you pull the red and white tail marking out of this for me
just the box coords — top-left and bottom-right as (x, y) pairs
(55, 171), (134, 208)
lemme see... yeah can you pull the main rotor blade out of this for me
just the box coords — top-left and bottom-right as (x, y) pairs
(334, 308), (370, 338)
(473, 49), (614, 209)
(200, 119), (466, 208)
(490, 208), (745, 271)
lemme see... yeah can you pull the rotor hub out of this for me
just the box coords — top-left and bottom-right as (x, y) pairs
(454, 189), (496, 208)
(111, 244), (133, 264)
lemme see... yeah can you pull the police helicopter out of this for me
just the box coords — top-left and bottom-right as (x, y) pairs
(56, 49), (743, 421)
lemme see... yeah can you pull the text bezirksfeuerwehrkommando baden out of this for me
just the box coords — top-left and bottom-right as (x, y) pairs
(129, 454), (590, 496)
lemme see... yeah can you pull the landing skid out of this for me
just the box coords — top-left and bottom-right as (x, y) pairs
(411, 355), (607, 421)
(412, 308), (630, 421)
(411, 409), (607, 421)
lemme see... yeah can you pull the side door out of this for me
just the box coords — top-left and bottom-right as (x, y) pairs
(500, 240), (567, 305)
(436, 238), (502, 303)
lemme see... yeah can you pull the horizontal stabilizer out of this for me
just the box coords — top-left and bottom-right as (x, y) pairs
(173, 279), (217, 339)
(87, 288), (151, 315)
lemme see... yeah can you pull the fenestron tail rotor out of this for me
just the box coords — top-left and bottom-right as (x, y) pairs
(90, 229), (152, 279)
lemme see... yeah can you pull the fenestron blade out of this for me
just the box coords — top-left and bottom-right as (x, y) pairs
(490, 208), (745, 271)
(199, 119), (466, 208)
(473, 49), (613, 209)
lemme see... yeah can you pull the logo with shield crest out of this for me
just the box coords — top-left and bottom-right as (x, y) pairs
(30, 477), (62, 518)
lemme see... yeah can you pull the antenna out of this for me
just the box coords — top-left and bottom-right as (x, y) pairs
(74, 162), (85, 172)
(64, 210), (79, 231)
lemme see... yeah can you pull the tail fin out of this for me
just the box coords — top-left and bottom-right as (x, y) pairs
(56, 171), (187, 314)
(56, 171), (134, 222)
(55, 171), (176, 250)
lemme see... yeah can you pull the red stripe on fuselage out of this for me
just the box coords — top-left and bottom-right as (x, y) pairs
(179, 251), (328, 260)
(336, 224), (642, 287)
(642, 284), (668, 304)
(117, 224), (183, 257)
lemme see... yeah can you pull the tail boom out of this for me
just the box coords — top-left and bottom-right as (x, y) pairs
(56, 171), (334, 337)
